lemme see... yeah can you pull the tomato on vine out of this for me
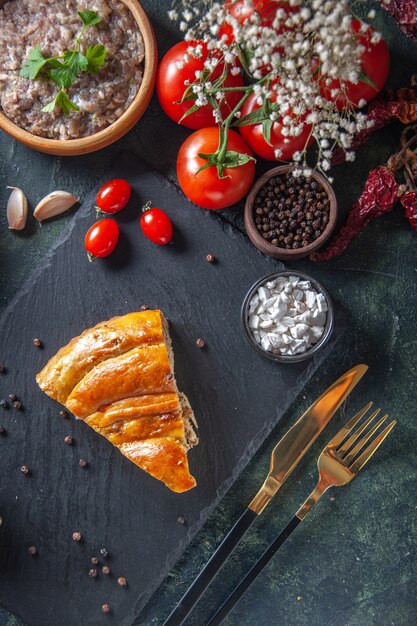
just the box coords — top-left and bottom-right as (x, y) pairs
(312, 19), (390, 110)
(84, 219), (120, 261)
(177, 127), (255, 210)
(237, 91), (313, 161)
(219, 0), (298, 75)
(96, 179), (131, 214)
(140, 203), (173, 245)
(219, 0), (289, 44)
(156, 40), (245, 129)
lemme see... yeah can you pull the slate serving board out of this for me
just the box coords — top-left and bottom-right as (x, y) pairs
(0, 152), (345, 626)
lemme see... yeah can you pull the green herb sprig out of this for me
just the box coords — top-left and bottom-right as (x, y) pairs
(20, 11), (107, 114)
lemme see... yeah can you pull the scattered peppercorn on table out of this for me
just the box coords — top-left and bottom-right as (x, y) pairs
(0, 1), (416, 625)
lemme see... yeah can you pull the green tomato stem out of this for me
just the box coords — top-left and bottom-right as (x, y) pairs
(141, 201), (153, 213)
(216, 72), (274, 165)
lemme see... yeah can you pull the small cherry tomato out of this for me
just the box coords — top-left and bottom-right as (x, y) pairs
(84, 219), (120, 260)
(96, 179), (131, 214)
(140, 203), (173, 245)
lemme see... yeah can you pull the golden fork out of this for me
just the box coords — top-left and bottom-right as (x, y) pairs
(208, 402), (396, 626)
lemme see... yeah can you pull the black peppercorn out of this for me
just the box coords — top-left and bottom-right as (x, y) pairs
(64, 436), (74, 446)
(102, 565), (110, 575)
(72, 531), (82, 542)
(117, 576), (127, 587)
(21, 465), (30, 475)
(89, 568), (98, 578)
(13, 401), (22, 410)
(177, 516), (186, 525)
(8, 394), (17, 402)
(0, 400), (8, 409)
(140, 305), (149, 311)
(32, 338), (42, 348)
(59, 410), (68, 418)
(91, 556), (99, 565)
(101, 603), (111, 614)
(205, 254), (216, 263)
(252, 172), (330, 250)
(28, 545), (37, 556)
(195, 338), (205, 349)
(0, 364), (5, 374)
(0, 426), (6, 435)
(79, 458), (88, 468)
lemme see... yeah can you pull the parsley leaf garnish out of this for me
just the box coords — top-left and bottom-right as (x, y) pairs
(65, 50), (89, 73)
(49, 66), (77, 89)
(20, 46), (49, 80)
(48, 52), (88, 88)
(86, 45), (107, 74)
(20, 11), (106, 115)
(41, 89), (79, 114)
(78, 10), (102, 27)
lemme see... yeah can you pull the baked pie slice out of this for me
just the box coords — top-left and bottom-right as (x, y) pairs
(36, 310), (198, 492)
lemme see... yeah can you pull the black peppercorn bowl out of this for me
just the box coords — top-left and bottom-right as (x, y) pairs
(244, 165), (338, 260)
(241, 270), (334, 363)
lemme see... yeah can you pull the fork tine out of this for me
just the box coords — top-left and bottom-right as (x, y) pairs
(349, 420), (397, 474)
(329, 402), (373, 448)
(338, 408), (382, 455)
(342, 413), (388, 464)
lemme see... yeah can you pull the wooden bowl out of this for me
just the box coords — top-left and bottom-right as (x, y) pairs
(244, 165), (338, 261)
(0, 0), (157, 156)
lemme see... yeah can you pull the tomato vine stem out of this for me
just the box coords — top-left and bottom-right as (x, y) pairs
(197, 73), (275, 178)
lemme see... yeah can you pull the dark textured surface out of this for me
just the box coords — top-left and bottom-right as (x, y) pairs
(0, 154), (342, 626)
(0, 1), (416, 625)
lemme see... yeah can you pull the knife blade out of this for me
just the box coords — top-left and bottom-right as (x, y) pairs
(249, 362), (368, 514)
(163, 363), (368, 626)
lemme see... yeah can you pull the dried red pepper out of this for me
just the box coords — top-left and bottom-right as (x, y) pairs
(380, 0), (417, 41)
(400, 190), (417, 230)
(311, 167), (399, 261)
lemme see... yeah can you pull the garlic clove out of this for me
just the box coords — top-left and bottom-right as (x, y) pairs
(7, 186), (28, 231)
(34, 191), (80, 222)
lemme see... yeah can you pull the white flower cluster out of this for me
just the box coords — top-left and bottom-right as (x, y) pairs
(168, 0), (375, 178)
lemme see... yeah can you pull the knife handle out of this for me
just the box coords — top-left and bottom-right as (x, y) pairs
(163, 508), (258, 626)
(207, 516), (302, 626)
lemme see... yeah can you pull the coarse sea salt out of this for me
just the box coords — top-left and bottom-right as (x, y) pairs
(248, 275), (328, 356)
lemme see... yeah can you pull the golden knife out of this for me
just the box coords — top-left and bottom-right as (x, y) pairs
(164, 363), (368, 626)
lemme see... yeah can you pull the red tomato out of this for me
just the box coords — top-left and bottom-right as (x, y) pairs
(313, 19), (390, 110)
(238, 92), (313, 161)
(176, 127), (255, 210)
(140, 205), (173, 245)
(96, 179), (131, 214)
(84, 219), (120, 260)
(219, 1), (297, 49)
(156, 40), (245, 129)
(219, 0), (259, 43)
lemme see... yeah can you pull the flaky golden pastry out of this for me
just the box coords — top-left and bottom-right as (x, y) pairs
(36, 310), (198, 493)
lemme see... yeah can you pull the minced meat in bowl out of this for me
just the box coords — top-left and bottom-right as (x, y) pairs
(0, 0), (145, 140)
